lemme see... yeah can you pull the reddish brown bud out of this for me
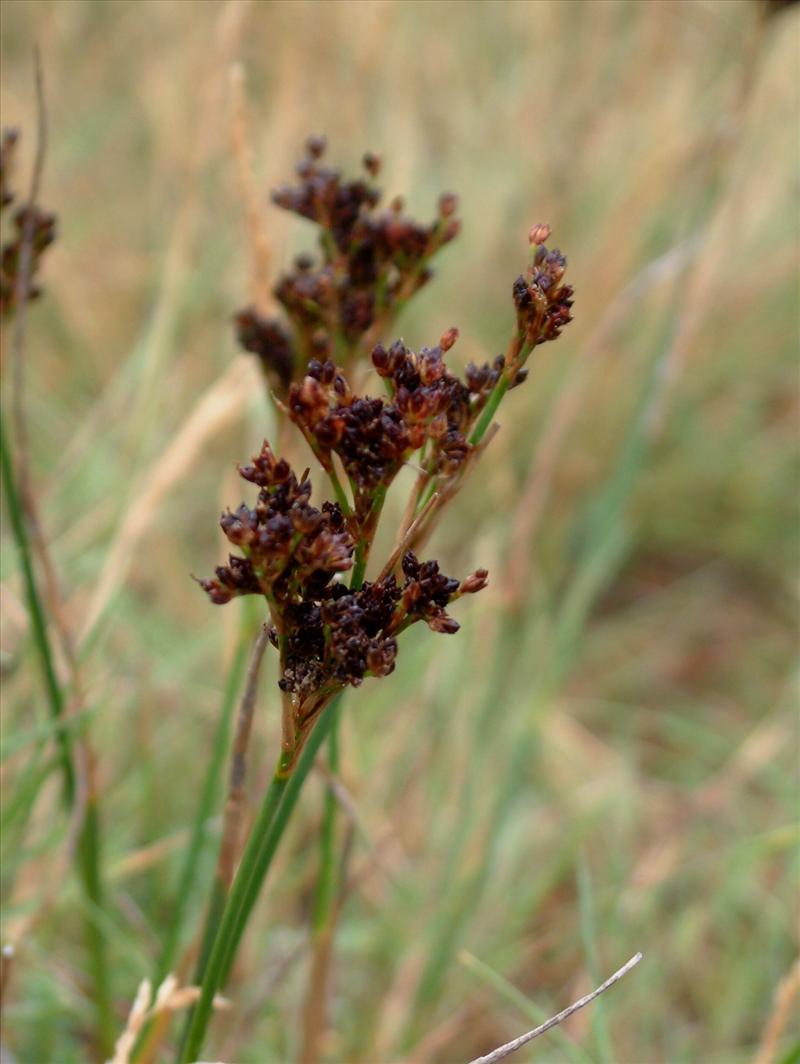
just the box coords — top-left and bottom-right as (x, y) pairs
(439, 192), (458, 218)
(460, 569), (489, 594)
(529, 222), (551, 245)
(306, 134), (327, 159)
(440, 326), (459, 352)
(363, 151), (381, 177)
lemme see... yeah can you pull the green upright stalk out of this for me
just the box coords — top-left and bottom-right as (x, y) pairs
(469, 373), (511, 446)
(77, 796), (115, 1058)
(312, 718), (339, 935)
(176, 761), (289, 1061)
(0, 416), (74, 802)
(156, 628), (251, 982)
(178, 696), (341, 1064)
(2, 415), (113, 1056)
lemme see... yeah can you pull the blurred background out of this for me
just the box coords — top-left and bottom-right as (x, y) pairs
(1, 1), (798, 1062)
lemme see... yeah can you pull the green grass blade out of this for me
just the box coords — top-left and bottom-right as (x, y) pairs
(76, 795), (115, 1058)
(576, 854), (614, 1064)
(0, 414), (75, 803)
(179, 695), (342, 1063)
(156, 627), (250, 982)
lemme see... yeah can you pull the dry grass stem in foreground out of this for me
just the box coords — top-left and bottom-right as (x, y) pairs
(466, 952), (644, 1064)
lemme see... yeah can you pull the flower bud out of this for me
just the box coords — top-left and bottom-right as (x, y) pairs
(529, 222), (551, 245)
(460, 569), (489, 594)
(440, 326), (459, 352)
(362, 152), (381, 178)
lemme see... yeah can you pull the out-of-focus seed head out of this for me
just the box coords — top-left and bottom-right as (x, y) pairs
(245, 139), (462, 380)
(1, 128), (20, 211)
(234, 306), (295, 393)
(0, 129), (57, 318)
(439, 192), (459, 218)
(362, 151), (382, 178)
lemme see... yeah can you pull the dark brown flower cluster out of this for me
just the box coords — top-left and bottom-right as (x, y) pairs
(371, 331), (507, 476)
(285, 331), (511, 525)
(510, 223), (574, 372)
(199, 442), (486, 703)
(198, 442), (353, 607)
(0, 128), (57, 318)
(202, 142), (575, 765)
(234, 136), (460, 392)
(280, 552), (486, 701)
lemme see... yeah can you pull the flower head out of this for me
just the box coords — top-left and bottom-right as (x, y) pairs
(0, 128), (57, 318)
(234, 138), (461, 392)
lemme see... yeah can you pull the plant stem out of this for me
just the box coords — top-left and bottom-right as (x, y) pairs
(350, 483), (386, 588)
(417, 365), (514, 515)
(155, 627), (250, 982)
(297, 487), (379, 1061)
(177, 762), (289, 1060)
(173, 621), (270, 1058)
(217, 624), (271, 890)
(299, 710), (340, 1064)
(327, 462), (353, 516)
(76, 791), (115, 1059)
(178, 696), (341, 1064)
(0, 415), (74, 803)
(312, 720), (339, 935)
(469, 374), (510, 447)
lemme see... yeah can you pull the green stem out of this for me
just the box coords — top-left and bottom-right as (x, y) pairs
(0, 415), (74, 802)
(351, 483), (387, 589)
(178, 696), (341, 1063)
(312, 715), (339, 934)
(468, 373), (511, 447)
(156, 627), (250, 982)
(2, 416), (114, 1056)
(298, 483), (384, 1046)
(416, 368), (515, 514)
(327, 463), (353, 517)
(177, 760), (289, 1060)
(351, 541), (369, 591)
(1, 413), (115, 1057)
(77, 795), (115, 1058)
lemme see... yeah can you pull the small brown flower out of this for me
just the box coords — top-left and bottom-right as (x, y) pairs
(511, 226), (574, 364)
(0, 129), (57, 318)
(234, 306), (295, 392)
(198, 442), (354, 608)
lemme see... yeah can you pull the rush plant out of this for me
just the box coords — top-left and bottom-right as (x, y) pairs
(180, 137), (573, 1062)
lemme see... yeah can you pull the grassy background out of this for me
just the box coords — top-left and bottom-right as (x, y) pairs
(1, 1), (798, 1061)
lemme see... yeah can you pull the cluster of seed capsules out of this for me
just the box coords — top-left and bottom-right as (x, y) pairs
(203, 140), (574, 730)
(234, 134), (461, 391)
(284, 330), (505, 520)
(0, 128), (57, 318)
(198, 441), (487, 702)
